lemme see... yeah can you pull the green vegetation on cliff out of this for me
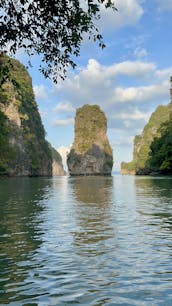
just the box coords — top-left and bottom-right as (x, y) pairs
(148, 121), (172, 173)
(121, 103), (171, 174)
(121, 161), (135, 173)
(0, 55), (52, 176)
(50, 146), (62, 165)
(0, 111), (12, 174)
(0, 56), (15, 173)
(74, 104), (112, 155)
(67, 104), (113, 176)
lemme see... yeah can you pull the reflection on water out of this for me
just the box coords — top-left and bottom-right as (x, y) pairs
(135, 176), (172, 240)
(71, 176), (113, 204)
(70, 177), (114, 256)
(134, 177), (172, 292)
(0, 177), (52, 304)
(135, 176), (172, 225)
(135, 175), (172, 200)
(1, 176), (172, 305)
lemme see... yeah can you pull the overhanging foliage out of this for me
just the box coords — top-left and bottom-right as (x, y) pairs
(0, 0), (117, 82)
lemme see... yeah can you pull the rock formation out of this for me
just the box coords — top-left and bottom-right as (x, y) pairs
(67, 104), (113, 175)
(50, 146), (66, 176)
(0, 55), (52, 176)
(0, 55), (64, 176)
(121, 103), (171, 175)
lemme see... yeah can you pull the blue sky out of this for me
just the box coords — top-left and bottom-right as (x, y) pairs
(16, 0), (172, 170)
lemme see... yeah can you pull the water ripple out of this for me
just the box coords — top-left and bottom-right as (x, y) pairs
(1, 176), (172, 305)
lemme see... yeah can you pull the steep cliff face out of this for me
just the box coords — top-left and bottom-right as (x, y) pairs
(0, 55), (52, 176)
(121, 103), (171, 175)
(67, 104), (113, 175)
(50, 146), (66, 176)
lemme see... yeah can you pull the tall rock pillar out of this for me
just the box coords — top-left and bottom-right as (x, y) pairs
(67, 104), (113, 176)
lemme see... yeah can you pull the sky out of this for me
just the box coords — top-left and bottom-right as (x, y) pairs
(16, 0), (172, 171)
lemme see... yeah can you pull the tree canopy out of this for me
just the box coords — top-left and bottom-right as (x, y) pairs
(0, 0), (117, 82)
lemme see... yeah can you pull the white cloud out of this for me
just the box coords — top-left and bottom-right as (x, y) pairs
(155, 69), (172, 80)
(112, 109), (151, 121)
(98, 0), (144, 31)
(54, 59), (156, 104)
(76, 59), (156, 80)
(106, 60), (156, 78)
(133, 47), (148, 59)
(53, 101), (74, 113)
(52, 58), (172, 164)
(111, 81), (168, 104)
(112, 135), (134, 147)
(155, 0), (172, 11)
(108, 116), (147, 133)
(52, 118), (74, 126)
(54, 59), (171, 109)
(33, 84), (47, 100)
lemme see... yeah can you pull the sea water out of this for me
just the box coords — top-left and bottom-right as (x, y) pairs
(0, 175), (172, 305)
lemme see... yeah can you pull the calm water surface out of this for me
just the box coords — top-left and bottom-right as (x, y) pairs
(1, 175), (172, 305)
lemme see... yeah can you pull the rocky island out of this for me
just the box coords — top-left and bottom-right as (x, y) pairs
(0, 55), (65, 176)
(121, 101), (171, 175)
(67, 104), (113, 176)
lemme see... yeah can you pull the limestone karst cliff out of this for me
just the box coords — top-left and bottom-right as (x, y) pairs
(121, 103), (171, 175)
(0, 55), (52, 176)
(51, 146), (66, 176)
(67, 104), (113, 175)
(0, 55), (65, 176)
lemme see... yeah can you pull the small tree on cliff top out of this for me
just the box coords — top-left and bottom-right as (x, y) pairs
(0, 0), (117, 82)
